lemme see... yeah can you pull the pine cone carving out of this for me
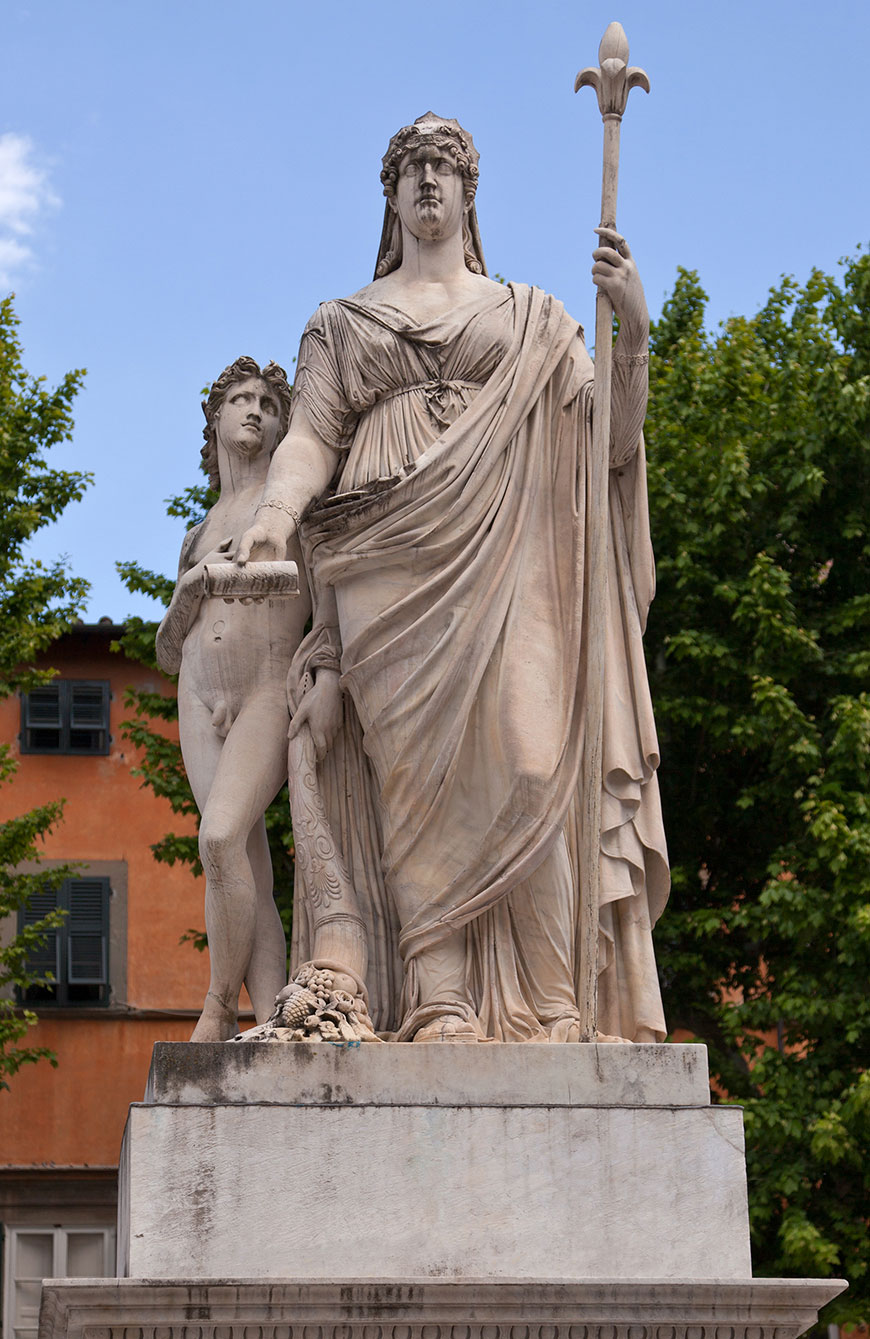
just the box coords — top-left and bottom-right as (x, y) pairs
(280, 987), (319, 1027)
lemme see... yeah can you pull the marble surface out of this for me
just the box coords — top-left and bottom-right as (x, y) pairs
(145, 1040), (711, 1107)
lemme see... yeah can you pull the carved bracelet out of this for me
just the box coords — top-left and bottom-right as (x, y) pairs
(612, 351), (649, 366)
(257, 497), (302, 527)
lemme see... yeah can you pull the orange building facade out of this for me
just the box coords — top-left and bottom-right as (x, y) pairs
(0, 623), (220, 1339)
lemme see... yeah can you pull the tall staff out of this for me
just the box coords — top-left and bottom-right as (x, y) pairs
(575, 23), (649, 1040)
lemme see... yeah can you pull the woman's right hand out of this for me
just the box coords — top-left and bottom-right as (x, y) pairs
(235, 507), (295, 565)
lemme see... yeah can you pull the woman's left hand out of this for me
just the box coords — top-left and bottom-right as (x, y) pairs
(288, 668), (343, 760)
(591, 227), (649, 343)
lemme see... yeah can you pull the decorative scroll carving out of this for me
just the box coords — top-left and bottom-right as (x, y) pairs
(287, 730), (350, 913)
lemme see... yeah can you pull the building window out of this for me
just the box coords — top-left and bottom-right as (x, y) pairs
(2, 1226), (115, 1339)
(17, 878), (110, 1007)
(20, 680), (110, 756)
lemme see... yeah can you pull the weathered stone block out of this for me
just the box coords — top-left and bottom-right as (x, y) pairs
(144, 1041), (711, 1108)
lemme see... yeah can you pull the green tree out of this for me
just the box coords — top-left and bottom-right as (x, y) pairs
(646, 252), (870, 1325)
(116, 482), (295, 949)
(0, 294), (90, 1087)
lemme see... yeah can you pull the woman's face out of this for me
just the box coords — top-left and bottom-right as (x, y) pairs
(392, 143), (468, 243)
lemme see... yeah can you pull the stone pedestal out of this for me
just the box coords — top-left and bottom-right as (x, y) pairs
(38, 1043), (846, 1339)
(121, 1043), (748, 1281)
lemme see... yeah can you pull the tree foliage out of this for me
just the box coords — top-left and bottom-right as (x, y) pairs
(116, 483), (295, 948)
(0, 294), (90, 1086)
(646, 252), (870, 1323)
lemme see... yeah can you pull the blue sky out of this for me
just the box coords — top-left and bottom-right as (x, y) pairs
(3, 0), (869, 622)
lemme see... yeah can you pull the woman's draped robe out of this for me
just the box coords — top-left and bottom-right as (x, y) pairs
(287, 282), (669, 1042)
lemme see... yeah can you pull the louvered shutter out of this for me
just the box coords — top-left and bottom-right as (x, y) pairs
(23, 686), (62, 751)
(69, 684), (104, 725)
(66, 878), (108, 984)
(21, 885), (61, 983)
(69, 683), (109, 752)
(25, 687), (61, 726)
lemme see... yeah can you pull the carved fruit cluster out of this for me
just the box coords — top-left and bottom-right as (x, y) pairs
(231, 965), (375, 1045)
(277, 972), (359, 1042)
(294, 965), (336, 1000)
(231, 962), (381, 1046)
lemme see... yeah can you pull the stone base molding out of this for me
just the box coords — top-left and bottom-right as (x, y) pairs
(38, 1277), (847, 1339)
(143, 1040), (712, 1108)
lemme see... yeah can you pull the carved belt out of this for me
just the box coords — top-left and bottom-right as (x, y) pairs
(376, 378), (483, 406)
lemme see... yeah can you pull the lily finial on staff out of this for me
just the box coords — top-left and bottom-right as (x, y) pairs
(575, 22), (649, 232)
(575, 21), (650, 116)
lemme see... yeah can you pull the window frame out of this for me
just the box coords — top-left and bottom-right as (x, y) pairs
(19, 680), (111, 757)
(16, 877), (111, 1009)
(2, 1225), (116, 1339)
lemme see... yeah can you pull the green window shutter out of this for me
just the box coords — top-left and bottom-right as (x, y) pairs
(68, 685), (106, 726)
(25, 687), (61, 727)
(23, 685), (63, 751)
(20, 885), (61, 983)
(66, 878), (109, 985)
(68, 683), (110, 753)
(21, 681), (110, 755)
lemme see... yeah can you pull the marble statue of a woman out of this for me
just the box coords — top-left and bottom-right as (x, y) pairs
(237, 114), (670, 1044)
(156, 358), (310, 1041)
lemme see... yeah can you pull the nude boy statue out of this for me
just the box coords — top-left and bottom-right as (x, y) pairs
(156, 356), (310, 1041)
